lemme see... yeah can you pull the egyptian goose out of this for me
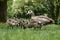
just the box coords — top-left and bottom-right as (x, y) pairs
(6, 18), (21, 26)
(27, 10), (55, 25)
(21, 20), (42, 29)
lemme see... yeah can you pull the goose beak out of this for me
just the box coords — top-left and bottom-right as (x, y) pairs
(26, 12), (32, 15)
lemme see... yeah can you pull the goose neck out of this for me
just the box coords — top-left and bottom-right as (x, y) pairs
(31, 12), (35, 17)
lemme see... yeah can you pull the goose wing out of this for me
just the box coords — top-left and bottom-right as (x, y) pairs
(36, 16), (55, 23)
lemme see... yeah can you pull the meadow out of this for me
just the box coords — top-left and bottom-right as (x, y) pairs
(0, 23), (60, 40)
(0, 0), (60, 40)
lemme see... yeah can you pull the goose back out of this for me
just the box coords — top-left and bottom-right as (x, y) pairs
(27, 10), (55, 25)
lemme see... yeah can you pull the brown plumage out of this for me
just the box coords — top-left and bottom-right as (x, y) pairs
(6, 18), (21, 26)
(21, 20), (42, 29)
(27, 10), (55, 25)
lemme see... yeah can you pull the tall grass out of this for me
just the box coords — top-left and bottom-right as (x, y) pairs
(0, 23), (60, 40)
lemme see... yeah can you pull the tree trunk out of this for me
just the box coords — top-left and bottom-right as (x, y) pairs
(0, 0), (7, 22)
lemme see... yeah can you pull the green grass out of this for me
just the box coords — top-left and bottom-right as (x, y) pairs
(0, 23), (60, 40)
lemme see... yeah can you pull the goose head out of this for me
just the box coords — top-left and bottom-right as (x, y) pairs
(27, 10), (33, 15)
(26, 10), (35, 17)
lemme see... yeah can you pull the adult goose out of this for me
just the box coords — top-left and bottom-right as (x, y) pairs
(27, 10), (55, 25)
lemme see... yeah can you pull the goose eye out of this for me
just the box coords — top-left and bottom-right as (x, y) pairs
(29, 10), (32, 12)
(28, 11), (32, 14)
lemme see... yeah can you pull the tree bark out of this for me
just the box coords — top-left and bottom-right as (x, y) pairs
(0, 0), (7, 22)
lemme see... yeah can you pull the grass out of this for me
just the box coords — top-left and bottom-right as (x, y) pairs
(0, 23), (60, 40)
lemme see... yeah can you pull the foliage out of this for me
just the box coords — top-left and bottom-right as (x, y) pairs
(7, 0), (60, 22)
(7, 0), (13, 18)
(0, 0), (4, 2)
(7, 0), (48, 18)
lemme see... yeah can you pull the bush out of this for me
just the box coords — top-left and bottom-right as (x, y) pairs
(56, 20), (60, 25)
(7, 0), (48, 18)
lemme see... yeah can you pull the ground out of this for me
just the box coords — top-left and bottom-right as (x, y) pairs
(0, 23), (60, 40)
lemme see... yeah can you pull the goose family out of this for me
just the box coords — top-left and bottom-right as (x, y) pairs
(6, 10), (55, 29)
(6, 17), (42, 29)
